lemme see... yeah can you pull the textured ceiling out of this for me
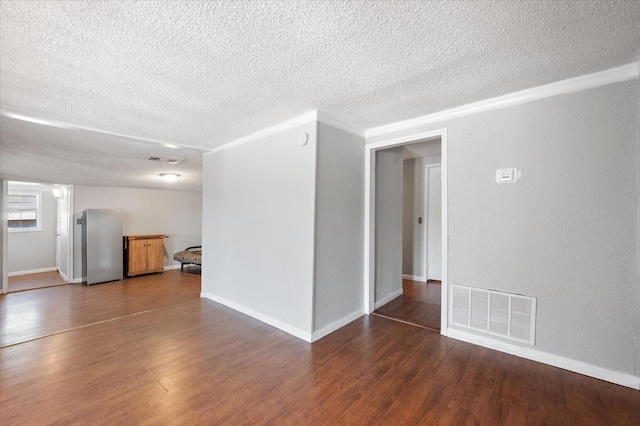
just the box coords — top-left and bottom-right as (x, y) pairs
(1, 0), (639, 191)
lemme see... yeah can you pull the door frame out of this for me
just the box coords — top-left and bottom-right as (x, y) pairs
(364, 128), (449, 335)
(424, 163), (442, 282)
(1, 180), (8, 294)
(0, 182), (74, 293)
(64, 185), (74, 283)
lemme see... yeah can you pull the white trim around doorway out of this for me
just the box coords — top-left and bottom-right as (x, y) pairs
(423, 163), (442, 283)
(1, 180), (8, 294)
(364, 128), (449, 335)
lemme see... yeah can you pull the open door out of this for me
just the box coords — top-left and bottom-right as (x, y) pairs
(55, 185), (71, 282)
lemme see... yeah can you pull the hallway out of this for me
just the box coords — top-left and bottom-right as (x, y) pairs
(372, 279), (441, 331)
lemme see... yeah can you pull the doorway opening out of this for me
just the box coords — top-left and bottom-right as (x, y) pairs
(4, 181), (73, 293)
(364, 128), (448, 335)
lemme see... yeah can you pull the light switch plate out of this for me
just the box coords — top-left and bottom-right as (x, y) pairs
(496, 168), (521, 183)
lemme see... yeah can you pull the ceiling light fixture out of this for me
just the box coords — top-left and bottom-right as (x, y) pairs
(160, 173), (180, 182)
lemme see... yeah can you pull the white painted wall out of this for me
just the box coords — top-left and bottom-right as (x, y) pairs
(202, 122), (317, 335)
(7, 183), (57, 273)
(73, 185), (202, 278)
(369, 80), (640, 377)
(375, 146), (404, 306)
(313, 123), (365, 331)
(402, 154), (441, 279)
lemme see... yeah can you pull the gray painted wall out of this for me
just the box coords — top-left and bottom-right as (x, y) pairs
(314, 123), (365, 331)
(402, 154), (441, 278)
(73, 185), (202, 278)
(370, 80), (640, 376)
(637, 76), (640, 379)
(375, 146), (404, 304)
(202, 122), (317, 334)
(7, 184), (57, 273)
(0, 180), (4, 292)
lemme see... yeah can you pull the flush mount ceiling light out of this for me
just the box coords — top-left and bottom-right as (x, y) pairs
(159, 173), (180, 182)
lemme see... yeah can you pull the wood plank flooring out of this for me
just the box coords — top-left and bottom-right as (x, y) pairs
(0, 268), (201, 348)
(1, 271), (639, 424)
(373, 279), (441, 331)
(7, 270), (67, 292)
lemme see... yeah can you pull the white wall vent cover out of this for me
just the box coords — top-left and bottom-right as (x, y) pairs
(451, 284), (536, 345)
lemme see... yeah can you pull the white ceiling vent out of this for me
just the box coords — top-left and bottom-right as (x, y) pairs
(141, 154), (185, 165)
(452, 284), (536, 345)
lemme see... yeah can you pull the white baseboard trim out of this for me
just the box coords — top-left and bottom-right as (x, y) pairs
(374, 288), (403, 310)
(164, 264), (182, 271)
(71, 277), (84, 284)
(447, 328), (640, 390)
(8, 267), (58, 277)
(59, 271), (68, 282)
(311, 308), (365, 342)
(402, 274), (426, 282)
(201, 292), (312, 342)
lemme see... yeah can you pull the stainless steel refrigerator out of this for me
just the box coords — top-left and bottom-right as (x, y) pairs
(81, 209), (123, 285)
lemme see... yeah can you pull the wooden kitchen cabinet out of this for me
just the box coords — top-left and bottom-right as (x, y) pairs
(123, 234), (166, 277)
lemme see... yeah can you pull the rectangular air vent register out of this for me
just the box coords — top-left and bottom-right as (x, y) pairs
(141, 154), (185, 164)
(451, 284), (536, 345)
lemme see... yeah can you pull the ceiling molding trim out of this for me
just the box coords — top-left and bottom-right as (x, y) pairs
(206, 110), (319, 155)
(316, 111), (365, 137)
(0, 111), (208, 152)
(365, 62), (639, 139)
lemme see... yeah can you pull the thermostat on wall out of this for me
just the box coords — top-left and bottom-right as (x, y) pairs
(496, 168), (522, 183)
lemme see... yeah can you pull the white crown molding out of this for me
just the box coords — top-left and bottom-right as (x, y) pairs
(0, 111), (207, 152)
(366, 62), (639, 139)
(448, 328), (640, 390)
(206, 111), (319, 155)
(316, 110), (365, 137)
(206, 110), (365, 156)
(201, 292), (312, 342)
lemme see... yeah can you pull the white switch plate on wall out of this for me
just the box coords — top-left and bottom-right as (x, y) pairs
(496, 168), (521, 183)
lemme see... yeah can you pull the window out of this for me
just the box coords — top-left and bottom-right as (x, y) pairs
(8, 191), (42, 232)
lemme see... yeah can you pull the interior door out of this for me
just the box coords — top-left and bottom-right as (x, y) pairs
(427, 165), (442, 280)
(56, 194), (62, 273)
(54, 186), (70, 282)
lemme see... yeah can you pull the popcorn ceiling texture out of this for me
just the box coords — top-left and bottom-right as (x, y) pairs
(1, 1), (639, 189)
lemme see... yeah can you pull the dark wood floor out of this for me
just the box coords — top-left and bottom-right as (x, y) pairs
(1, 271), (639, 424)
(7, 270), (67, 292)
(0, 268), (201, 348)
(373, 279), (441, 331)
